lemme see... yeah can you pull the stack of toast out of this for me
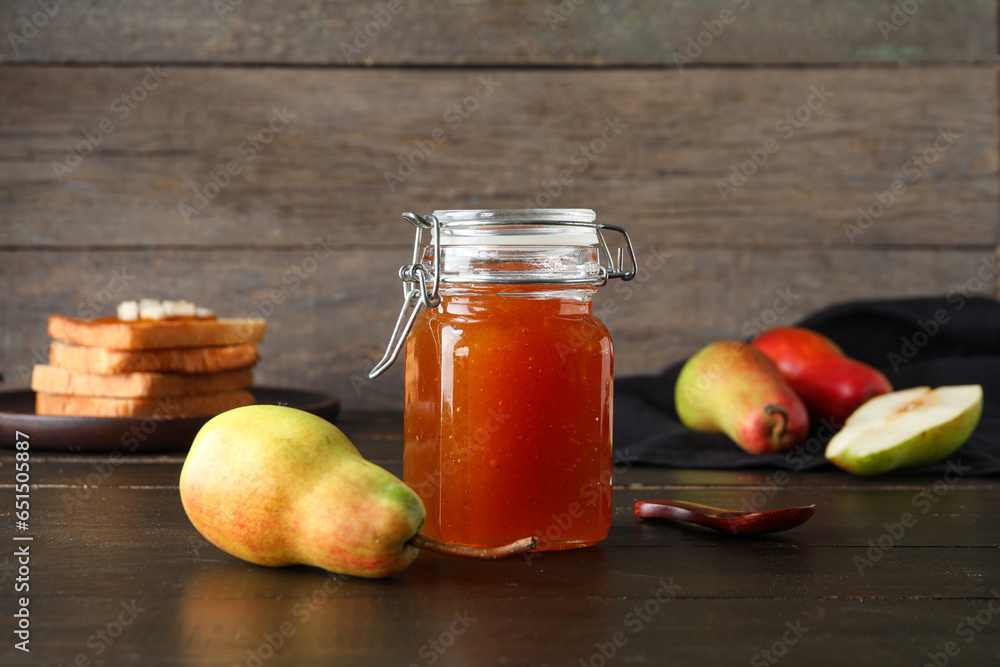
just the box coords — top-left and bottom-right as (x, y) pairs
(31, 300), (266, 418)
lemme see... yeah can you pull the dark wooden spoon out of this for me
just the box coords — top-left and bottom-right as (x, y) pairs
(635, 499), (816, 535)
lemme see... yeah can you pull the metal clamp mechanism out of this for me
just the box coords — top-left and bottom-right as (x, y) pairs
(594, 222), (638, 285)
(369, 213), (441, 379)
(368, 212), (638, 379)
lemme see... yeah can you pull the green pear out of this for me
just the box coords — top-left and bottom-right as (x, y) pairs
(180, 405), (426, 578)
(825, 385), (983, 475)
(675, 340), (810, 454)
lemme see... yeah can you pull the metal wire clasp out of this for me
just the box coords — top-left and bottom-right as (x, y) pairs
(594, 223), (638, 284)
(368, 213), (441, 379)
(368, 211), (638, 379)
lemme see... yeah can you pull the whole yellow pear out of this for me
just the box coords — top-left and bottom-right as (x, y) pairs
(179, 405), (425, 578)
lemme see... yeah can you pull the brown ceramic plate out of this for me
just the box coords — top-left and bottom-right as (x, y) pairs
(0, 387), (340, 452)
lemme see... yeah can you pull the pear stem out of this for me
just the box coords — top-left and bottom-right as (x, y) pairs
(407, 533), (537, 559)
(764, 403), (789, 441)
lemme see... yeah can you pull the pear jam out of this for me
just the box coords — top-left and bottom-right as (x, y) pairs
(370, 210), (636, 551)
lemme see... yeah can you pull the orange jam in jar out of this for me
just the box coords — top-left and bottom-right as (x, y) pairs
(370, 209), (635, 551)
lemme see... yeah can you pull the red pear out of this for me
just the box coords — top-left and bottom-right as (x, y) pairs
(751, 327), (892, 426)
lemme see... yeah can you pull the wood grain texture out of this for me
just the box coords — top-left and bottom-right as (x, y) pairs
(1, 465), (998, 667)
(3, 2), (999, 660)
(24, 444), (1000, 491)
(0, 0), (995, 65)
(0, 66), (996, 249)
(8, 595), (1000, 667)
(25, 458), (1000, 549)
(18, 483), (1000, 596)
(1, 247), (995, 409)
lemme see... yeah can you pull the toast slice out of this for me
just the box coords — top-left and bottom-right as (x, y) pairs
(36, 390), (255, 418)
(31, 365), (253, 398)
(49, 341), (260, 374)
(49, 314), (266, 350)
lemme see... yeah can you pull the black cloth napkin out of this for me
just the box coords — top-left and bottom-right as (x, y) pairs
(613, 296), (1000, 475)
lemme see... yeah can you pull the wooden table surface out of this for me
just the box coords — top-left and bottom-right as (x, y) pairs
(3, 412), (999, 667)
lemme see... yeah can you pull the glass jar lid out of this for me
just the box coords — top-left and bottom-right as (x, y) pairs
(432, 208), (596, 224)
(368, 209), (636, 378)
(431, 209), (600, 247)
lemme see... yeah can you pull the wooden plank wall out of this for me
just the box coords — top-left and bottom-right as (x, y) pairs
(1, 1), (998, 410)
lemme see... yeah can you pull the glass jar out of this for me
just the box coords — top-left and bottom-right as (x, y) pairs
(370, 209), (635, 551)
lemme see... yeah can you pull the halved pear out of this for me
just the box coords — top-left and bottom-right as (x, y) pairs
(825, 385), (983, 475)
